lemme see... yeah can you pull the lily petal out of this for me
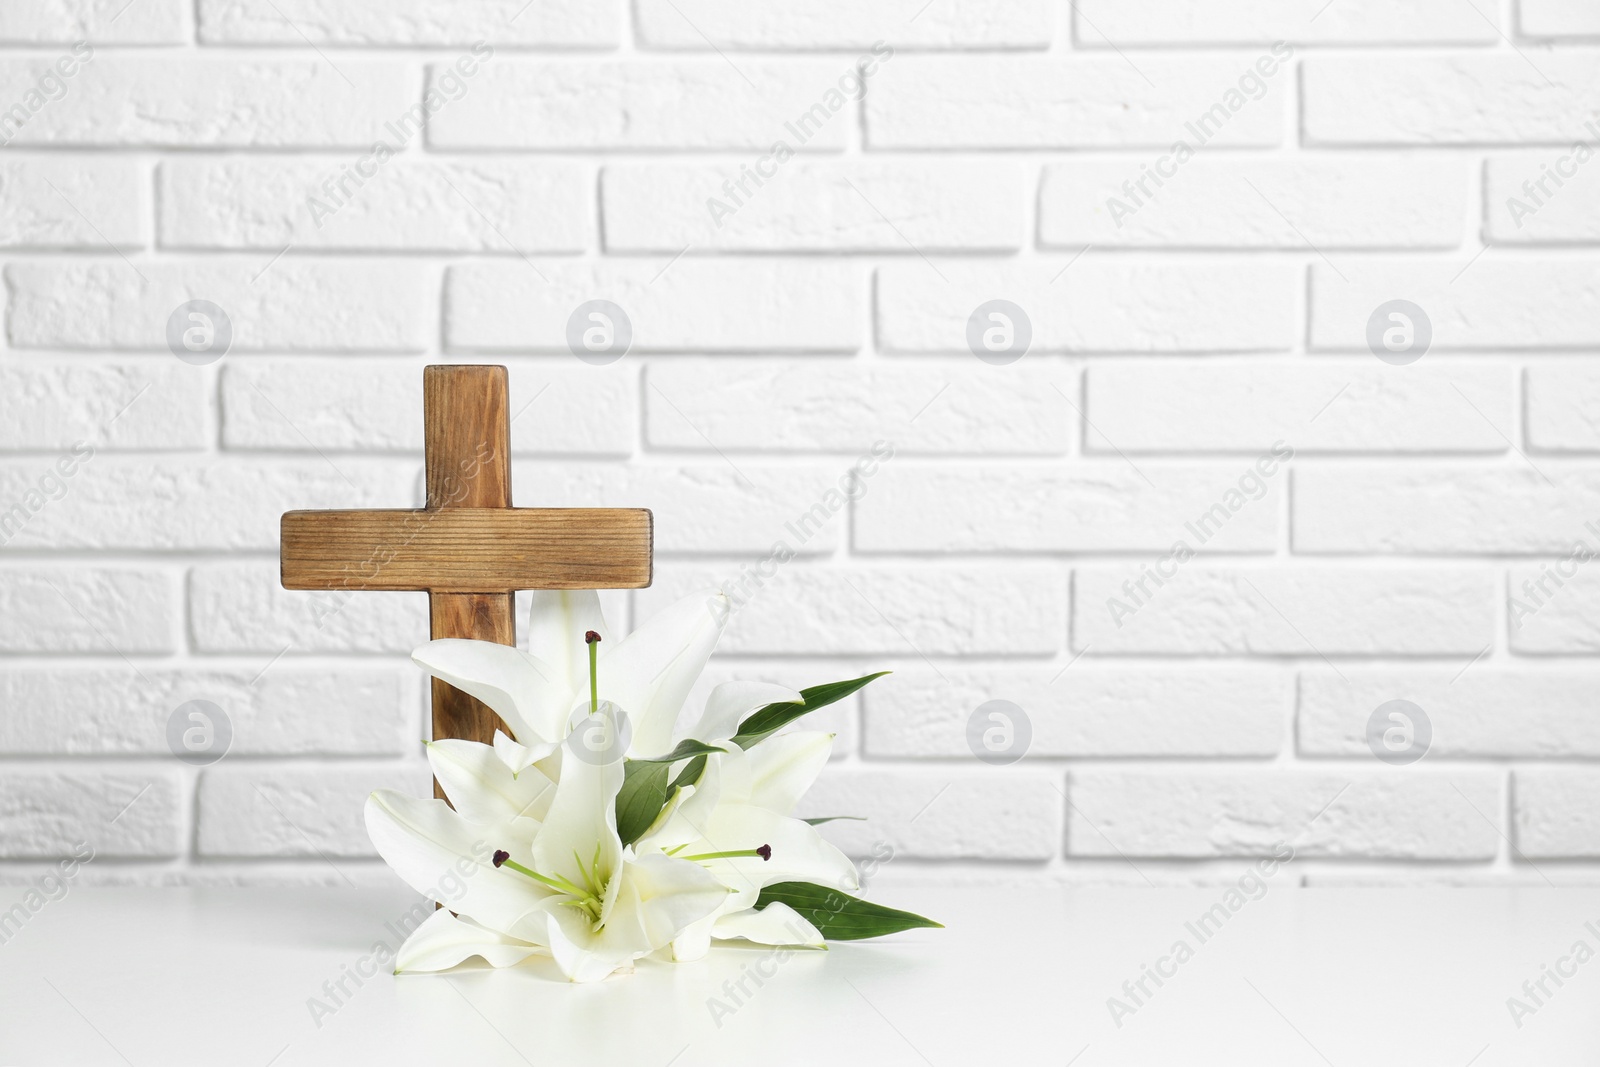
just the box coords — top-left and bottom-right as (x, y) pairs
(746, 731), (835, 815)
(394, 907), (545, 974)
(363, 789), (547, 940)
(602, 590), (728, 758)
(426, 738), (555, 825)
(492, 729), (553, 779)
(690, 680), (805, 744)
(713, 902), (825, 948)
(411, 640), (570, 745)
(528, 717), (625, 894)
(526, 590), (610, 698)
(626, 851), (730, 952)
(695, 804), (860, 899)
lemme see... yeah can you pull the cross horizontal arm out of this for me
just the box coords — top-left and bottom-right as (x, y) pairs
(281, 508), (653, 593)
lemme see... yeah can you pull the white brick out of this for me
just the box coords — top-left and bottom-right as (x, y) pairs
(1296, 465), (1600, 553)
(637, 2), (1051, 48)
(1300, 669), (1600, 758)
(1520, 0), (1600, 37)
(446, 261), (860, 353)
(221, 360), (633, 456)
(0, 3), (187, 43)
(866, 57), (1287, 149)
(1508, 566), (1600, 653)
(1309, 263), (1600, 350)
(604, 162), (1023, 252)
(855, 464), (1280, 552)
(1515, 770), (1600, 857)
(0, 458), (415, 550)
(0, 567), (176, 653)
(1073, 0), (1493, 43)
(190, 562), (427, 654)
(1528, 365), (1600, 450)
(644, 363), (1066, 453)
(864, 667), (1287, 757)
(1304, 55), (1600, 145)
(198, 763), (428, 858)
(0, 158), (143, 248)
(800, 768), (1061, 860)
(1068, 770), (1501, 859)
(8, 261), (432, 352)
(642, 564), (1065, 655)
(1485, 154), (1600, 243)
(512, 461), (846, 555)
(0, 770), (182, 858)
(1040, 157), (1465, 249)
(879, 262), (1295, 353)
(160, 159), (588, 253)
(0, 666), (412, 756)
(0, 57), (416, 147)
(1075, 566), (1493, 655)
(0, 362), (207, 450)
(199, 0), (617, 46)
(1086, 363), (1510, 453)
(429, 60), (850, 150)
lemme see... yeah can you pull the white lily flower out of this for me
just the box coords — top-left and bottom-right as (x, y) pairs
(366, 588), (929, 980)
(636, 733), (858, 961)
(366, 706), (730, 982)
(410, 589), (728, 757)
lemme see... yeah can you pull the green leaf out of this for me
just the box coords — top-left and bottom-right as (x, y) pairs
(754, 881), (941, 941)
(803, 815), (867, 826)
(731, 671), (891, 749)
(614, 761), (672, 847)
(629, 739), (726, 764)
(668, 753), (709, 793)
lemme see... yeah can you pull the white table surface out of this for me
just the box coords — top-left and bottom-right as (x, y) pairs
(2, 885), (1597, 1065)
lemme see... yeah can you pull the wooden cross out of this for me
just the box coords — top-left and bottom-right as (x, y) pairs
(280, 365), (652, 791)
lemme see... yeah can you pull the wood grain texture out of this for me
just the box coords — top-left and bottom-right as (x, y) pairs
(425, 365), (511, 512)
(429, 592), (515, 790)
(280, 508), (654, 592)
(423, 366), (515, 792)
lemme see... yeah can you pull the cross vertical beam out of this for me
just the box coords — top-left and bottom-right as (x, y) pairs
(423, 365), (515, 761)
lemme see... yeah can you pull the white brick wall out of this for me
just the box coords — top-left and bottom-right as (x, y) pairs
(1, 1), (1597, 891)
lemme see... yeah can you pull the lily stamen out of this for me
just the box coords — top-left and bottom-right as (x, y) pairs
(678, 845), (772, 863)
(585, 630), (601, 713)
